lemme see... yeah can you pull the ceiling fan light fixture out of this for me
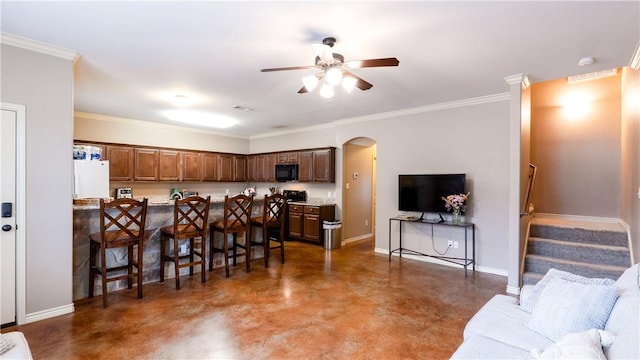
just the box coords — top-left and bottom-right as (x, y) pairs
(319, 83), (334, 99)
(342, 76), (357, 93)
(302, 74), (319, 91)
(326, 67), (343, 86)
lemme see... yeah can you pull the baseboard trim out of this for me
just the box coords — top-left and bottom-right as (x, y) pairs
(374, 247), (508, 277)
(25, 303), (75, 324)
(344, 234), (373, 245)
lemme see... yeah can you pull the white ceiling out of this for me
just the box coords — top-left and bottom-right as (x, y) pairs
(1, 1), (638, 138)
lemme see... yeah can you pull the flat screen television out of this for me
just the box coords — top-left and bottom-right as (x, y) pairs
(399, 174), (466, 213)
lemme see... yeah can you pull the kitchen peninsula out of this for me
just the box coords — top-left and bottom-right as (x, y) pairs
(72, 199), (259, 300)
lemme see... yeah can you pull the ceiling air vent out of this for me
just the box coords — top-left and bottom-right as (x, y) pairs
(567, 68), (617, 84)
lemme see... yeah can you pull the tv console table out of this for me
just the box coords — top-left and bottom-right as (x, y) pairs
(388, 217), (475, 276)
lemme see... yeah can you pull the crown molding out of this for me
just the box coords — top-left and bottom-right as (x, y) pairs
(1, 32), (79, 63)
(630, 41), (640, 70)
(74, 111), (249, 140)
(504, 74), (526, 86)
(251, 92), (510, 140)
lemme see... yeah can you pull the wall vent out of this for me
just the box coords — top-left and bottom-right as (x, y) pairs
(567, 68), (617, 83)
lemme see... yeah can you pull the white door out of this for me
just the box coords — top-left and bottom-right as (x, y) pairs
(1, 109), (17, 327)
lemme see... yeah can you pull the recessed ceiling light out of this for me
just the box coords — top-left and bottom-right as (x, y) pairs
(172, 94), (192, 107)
(232, 105), (254, 112)
(578, 56), (595, 66)
(163, 110), (237, 128)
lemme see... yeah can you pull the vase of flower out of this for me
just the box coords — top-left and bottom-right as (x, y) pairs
(452, 208), (462, 224)
(442, 192), (470, 225)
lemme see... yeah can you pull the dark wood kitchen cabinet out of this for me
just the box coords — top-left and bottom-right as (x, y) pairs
(181, 152), (201, 181)
(298, 151), (313, 182)
(158, 150), (180, 181)
(265, 153), (276, 182)
(313, 148), (335, 183)
(288, 204), (304, 239)
(234, 155), (247, 182)
(134, 148), (159, 181)
(201, 153), (219, 181)
(288, 204), (335, 244)
(277, 152), (298, 164)
(297, 148), (335, 183)
(105, 145), (134, 181)
(246, 155), (257, 182)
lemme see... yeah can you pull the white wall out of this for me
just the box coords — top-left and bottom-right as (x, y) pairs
(1, 44), (75, 318)
(252, 97), (512, 273)
(75, 112), (249, 154)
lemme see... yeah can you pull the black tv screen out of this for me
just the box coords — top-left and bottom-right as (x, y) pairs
(399, 174), (466, 213)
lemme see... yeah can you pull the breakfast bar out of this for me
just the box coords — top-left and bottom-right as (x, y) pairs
(72, 198), (265, 300)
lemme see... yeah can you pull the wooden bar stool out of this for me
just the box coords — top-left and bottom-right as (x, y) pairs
(89, 198), (148, 307)
(160, 195), (211, 290)
(209, 194), (253, 277)
(250, 194), (287, 267)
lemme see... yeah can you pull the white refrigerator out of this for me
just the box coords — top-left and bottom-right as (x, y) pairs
(73, 160), (110, 199)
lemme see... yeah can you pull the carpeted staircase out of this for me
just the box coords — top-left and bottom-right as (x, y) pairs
(522, 218), (631, 285)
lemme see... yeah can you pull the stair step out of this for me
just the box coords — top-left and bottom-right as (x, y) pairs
(530, 224), (627, 247)
(524, 254), (626, 281)
(522, 271), (544, 286)
(528, 237), (631, 267)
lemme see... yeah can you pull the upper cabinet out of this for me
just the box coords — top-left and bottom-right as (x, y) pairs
(76, 141), (334, 183)
(181, 152), (201, 182)
(134, 148), (159, 181)
(312, 148), (335, 183)
(106, 145), (134, 181)
(202, 153), (219, 182)
(159, 150), (180, 181)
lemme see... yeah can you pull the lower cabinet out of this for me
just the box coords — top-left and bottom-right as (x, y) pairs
(287, 204), (336, 244)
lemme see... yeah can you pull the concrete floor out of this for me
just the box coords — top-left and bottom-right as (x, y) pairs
(5, 239), (507, 359)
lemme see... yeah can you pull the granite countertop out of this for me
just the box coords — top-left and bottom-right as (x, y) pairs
(288, 200), (336, 206)
(72, 195), (270, 211)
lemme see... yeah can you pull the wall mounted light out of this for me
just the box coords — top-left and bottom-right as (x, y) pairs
(562, 93), (591, 118)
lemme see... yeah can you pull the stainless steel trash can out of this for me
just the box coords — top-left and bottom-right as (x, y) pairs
(323, 220), (342, 250)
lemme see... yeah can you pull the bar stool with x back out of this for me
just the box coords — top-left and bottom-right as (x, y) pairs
(89, 197), (148, 307)
(250, 193), (287, 267)
(160, 195), (211, 290)
(209, 194), (253, 277)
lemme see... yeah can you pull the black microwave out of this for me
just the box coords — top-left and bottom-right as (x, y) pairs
(275, 164), (299, 182)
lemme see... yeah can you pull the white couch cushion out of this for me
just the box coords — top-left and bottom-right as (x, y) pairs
(528, 277), (618, 341)
(531, 328), (615, 360)
(604, 263), (640, 359)
(450, 334), (532, 359)
(464, 294), (552, 351)
(0, 332), (32, 360)
(520, 268), (615, 313)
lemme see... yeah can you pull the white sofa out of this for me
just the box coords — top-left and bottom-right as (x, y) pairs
(451, 264), (639, 359)
(0, 332), (32, 360)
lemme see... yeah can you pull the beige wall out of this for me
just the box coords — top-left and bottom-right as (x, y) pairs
(530, 73), (622, 217)
(620, 67), (640, 262)
(343, 142), (374, 241)
(1, 44), (75, 317)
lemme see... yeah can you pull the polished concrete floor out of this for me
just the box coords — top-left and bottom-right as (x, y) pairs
(5, 239), (507, 359)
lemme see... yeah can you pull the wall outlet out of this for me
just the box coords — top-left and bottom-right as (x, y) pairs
(365, 219), (369, 226)
(453, 241), (459, 249)
(447, 240), (453, 247)
(180, 244), (188, 254)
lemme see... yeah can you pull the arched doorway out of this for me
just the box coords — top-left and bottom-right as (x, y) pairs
(342, 137), (376, 246)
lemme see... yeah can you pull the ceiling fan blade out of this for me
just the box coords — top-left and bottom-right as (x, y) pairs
(298, 86), (309, 94)
(343, 71), (373, 91)
(344, 57), (400, 68)
(261, 66), (315, 72)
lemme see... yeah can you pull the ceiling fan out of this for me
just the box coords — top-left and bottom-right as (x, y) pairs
(260, 37), (399, 98)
